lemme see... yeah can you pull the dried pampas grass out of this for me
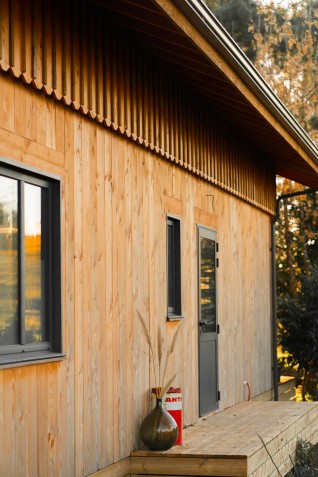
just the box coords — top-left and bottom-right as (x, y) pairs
(136, 309), (183, 398)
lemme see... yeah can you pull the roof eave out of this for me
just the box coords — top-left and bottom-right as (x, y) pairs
(170, 0), (318, 171)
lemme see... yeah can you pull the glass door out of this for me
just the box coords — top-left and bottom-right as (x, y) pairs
(198, 226), (218, 416)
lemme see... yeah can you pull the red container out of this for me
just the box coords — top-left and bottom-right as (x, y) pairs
(164, 387), (182, 445)
(152, 387), (182, 445)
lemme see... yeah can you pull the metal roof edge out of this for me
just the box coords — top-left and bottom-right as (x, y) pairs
(170, 0), (318, 167)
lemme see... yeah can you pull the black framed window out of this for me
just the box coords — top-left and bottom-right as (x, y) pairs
(167, 216), (181, 320)
(0, 161), (62, 366)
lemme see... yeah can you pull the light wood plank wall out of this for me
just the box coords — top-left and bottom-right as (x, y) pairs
(0, 74), (272, 476)
(0, 0), (275, 214)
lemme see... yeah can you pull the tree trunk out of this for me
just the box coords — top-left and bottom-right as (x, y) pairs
(299, 206), (311, 275)
(302, 369), (309, 401)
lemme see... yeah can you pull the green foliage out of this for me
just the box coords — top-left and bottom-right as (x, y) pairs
(205, 0), (318, 139)
(251, 1), (318, 141)
(286, 438), (318, 476)
(278, 267), (318, 396)
(276, 188), (318, 298)
(275, 184), (318, 399)
(203, 0), (261, 61)
(295, 439), (318, 470)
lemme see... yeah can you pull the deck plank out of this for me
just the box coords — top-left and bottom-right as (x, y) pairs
(131, 455), (247, 476)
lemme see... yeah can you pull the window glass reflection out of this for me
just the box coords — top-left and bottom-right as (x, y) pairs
(200, 237), (216, 332)
(24, 183), (46, 343)
(168, 222), (175, 311)
(0, 175), (19, 345)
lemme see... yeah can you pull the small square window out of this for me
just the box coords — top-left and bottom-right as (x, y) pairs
(167, 216), (181, 320)
(0, 161), (63, 366)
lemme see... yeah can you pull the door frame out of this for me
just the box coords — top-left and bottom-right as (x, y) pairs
(197, 225), (219, 416)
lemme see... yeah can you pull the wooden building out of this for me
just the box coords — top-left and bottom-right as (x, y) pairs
(0, 0), (318, 476)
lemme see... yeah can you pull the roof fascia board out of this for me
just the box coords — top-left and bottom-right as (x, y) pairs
(169, 0), (318, 167)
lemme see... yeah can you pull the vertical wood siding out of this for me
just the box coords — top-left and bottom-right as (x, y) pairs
(0, 0), (275, 214)
(0, 75), (272, 476)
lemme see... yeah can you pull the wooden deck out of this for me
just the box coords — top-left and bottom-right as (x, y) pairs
(131, 401), (318, 477)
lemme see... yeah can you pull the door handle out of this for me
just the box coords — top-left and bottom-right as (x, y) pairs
(199, 320), (208, 326)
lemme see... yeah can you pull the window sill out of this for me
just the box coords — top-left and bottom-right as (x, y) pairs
(0, 351), (66, 369)
(167, 314), (184, 322)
